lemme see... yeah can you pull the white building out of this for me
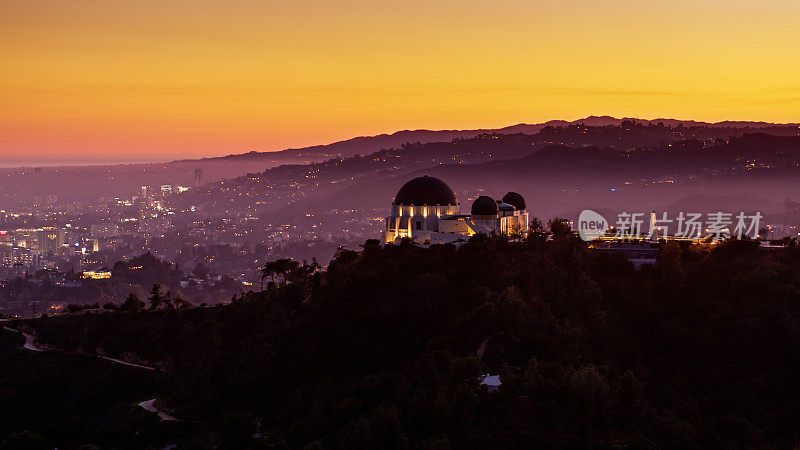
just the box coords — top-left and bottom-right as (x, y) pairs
(480, 374), (502, 393)
(383, 176), (529, 244)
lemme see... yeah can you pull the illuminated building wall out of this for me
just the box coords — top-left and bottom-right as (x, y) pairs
(38, 227), (65, 255)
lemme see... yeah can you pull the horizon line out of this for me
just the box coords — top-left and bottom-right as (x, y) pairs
(2, 114), (798, 169)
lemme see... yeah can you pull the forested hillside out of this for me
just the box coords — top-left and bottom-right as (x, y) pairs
(5, 233), (800, 448)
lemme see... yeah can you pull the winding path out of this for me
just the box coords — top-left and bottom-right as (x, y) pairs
(137, 399), (178, 421)
(99, 356), (156, 370)
(2, 326), (46, 352)
(4, 324), (176, 421)
(3, 325), (156, 369)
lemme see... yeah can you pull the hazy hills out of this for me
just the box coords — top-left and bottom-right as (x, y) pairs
(183, 115), (800, 164)
(175, 123), (800, 229)
(1, 116), (798, 208)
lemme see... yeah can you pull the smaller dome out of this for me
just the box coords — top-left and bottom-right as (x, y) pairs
(501, 192), (526, 210)
(471, 196), (499, 215)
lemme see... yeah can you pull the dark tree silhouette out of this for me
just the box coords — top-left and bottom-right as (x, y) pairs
(260, 258), (301, 288)
(120, 293), (144, 312)
(147, 284), (163, 310)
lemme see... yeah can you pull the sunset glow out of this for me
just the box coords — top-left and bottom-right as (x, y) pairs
(2, 0), (799, 162)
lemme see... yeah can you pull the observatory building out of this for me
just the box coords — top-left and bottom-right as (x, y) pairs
(383, 176), (529, 244)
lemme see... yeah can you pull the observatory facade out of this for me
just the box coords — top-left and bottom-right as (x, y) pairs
(383, 176), (529, 244)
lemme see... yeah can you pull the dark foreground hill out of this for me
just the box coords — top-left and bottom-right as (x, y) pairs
(5, 235), (800, 448)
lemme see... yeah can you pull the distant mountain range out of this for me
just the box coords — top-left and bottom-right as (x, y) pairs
(172, 123), (800, 223)
(1, 116), (798, 207)
(177, 116), (800, 165)
(544, 115), (799, 129)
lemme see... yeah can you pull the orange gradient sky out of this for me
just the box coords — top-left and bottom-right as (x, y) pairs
(2, 0), (799, 163)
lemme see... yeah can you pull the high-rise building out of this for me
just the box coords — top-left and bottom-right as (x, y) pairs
(0, 247), (39, 268)
(13, 229), (38, 250)
(161, 184), (173, 196)
(38, 227), (65, 255)
(194, 169), (203, 188)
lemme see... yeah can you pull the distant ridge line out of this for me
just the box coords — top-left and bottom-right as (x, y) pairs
(176, 115), (799, 164)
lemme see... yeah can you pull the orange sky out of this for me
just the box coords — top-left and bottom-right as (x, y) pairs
(2, 0), (799, 163)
